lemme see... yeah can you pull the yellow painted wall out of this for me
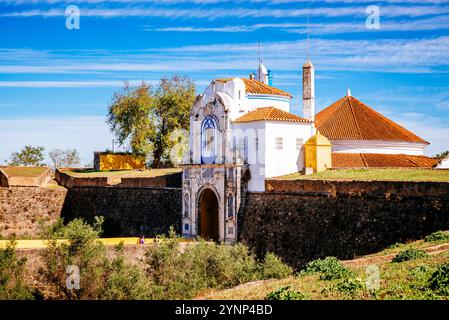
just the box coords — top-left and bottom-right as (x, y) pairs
(98, 154), (146, 171)
(304, 133), (332, 173)
(0, 238), (194, 249)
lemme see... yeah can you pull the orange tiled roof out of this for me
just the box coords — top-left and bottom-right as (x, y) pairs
(316, 95), (428, 144)
(332, 153), (438, 168)
(215, 78), (292, 98)
(234, 107), (311, 123)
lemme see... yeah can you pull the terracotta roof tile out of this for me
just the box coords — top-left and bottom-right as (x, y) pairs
(316, 96), (428, 144)
(234, 107), (311, 123)
(215, 78), (292, 98)
(332, 153), (438, 168)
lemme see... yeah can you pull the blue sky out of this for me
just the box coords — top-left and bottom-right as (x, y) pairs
(0, 0), (449, 165)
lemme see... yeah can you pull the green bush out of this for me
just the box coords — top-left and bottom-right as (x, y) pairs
(144, 230), (292, 299)
(392, 249), (428, 263)
(260, 253), (293, 280)
(429, 263), (449, 296)
(336, 278), (364, 296)
(266, 286), (305, 300)
(301, 257), (354, 280)
(388, 242), (403, 249)
(100, 243), (152, 300)
(0, 241), (35, 300)
(425, 231), (449, 243)
(39, 217), (151, 300)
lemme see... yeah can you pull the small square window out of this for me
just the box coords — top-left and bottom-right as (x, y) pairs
(275, 137), (283, 150)
(184, 224), (189, 231)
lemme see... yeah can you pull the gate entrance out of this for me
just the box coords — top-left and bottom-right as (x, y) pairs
(198, 189), (219, 242)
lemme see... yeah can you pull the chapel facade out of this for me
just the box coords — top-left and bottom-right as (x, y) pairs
(181, 58), (435, 243)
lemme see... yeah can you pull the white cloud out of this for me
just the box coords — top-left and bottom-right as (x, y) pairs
(0, 80), (149, 87)
(395, 113), (449, 155)
(2, 5), (449, 19)
(0, 116), (114, 165)
(1, 36), (449, 76)
(437, 102), (449, 109)
(3, 0), (449, 4)
(148, 14), (449, 34)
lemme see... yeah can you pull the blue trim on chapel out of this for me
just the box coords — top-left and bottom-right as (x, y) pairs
(201, 115), (218, 164)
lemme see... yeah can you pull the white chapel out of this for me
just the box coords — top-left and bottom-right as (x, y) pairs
(181, 58), (436, 243)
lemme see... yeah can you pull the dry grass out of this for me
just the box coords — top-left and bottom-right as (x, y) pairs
(1, 166), (47, 177)
(276, 168), (449, 182)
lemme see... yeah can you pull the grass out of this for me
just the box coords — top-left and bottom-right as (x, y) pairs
(196, 236), (449, 300)
(1, 166), (47, 177)
(64, 168), (181, 178)
(276, 168), (449, 182)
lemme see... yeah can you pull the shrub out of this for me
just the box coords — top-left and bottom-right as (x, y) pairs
(336, 278), (364, 296)
(100, 244), (152, 300)
(425, 231), (449, 243)
(388, 242), (403, 249)
(144, 231), (292, 299)
(410, 265), (432, 277)
(266, 286), (305, 300)
(145, 236), (257, 299)
(392, 249), (428, 263)
(301, 257), (354, 280)
(0, 241), (35, 300)
(39, 217), (151, 300)
(429, 263), (449, 296)
(260, 253), (293, 280)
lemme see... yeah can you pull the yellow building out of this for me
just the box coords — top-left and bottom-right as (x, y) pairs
(94, 152), (146, 171)
(304, 132), (332, 173)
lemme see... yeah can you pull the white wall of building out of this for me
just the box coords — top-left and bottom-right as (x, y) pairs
(331, 140), (427, 156)
(264, 121), (315, 179)
(437, 156), (449, 169)
(232, 121), (315, 192)
(231, 121), (266, 192)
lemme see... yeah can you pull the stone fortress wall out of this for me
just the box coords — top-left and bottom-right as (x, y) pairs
(1, 176), (449, 270)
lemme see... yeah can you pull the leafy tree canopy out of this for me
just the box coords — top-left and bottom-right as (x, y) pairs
(8, 145), (45, 167)
(435, 150), (449, 160)
(107, 76), (195, 168)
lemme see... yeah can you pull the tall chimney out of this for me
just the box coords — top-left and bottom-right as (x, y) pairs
(303, 59), (315, 121)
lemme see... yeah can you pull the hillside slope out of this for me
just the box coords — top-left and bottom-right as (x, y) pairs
(197, 233), (449, 300)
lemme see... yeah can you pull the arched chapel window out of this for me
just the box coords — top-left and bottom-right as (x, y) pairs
(201, 116), (218, 164)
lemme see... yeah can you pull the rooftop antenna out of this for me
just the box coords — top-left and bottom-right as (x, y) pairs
(307, 2), (311, 61)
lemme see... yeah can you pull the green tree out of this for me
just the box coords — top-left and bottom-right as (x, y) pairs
(435, 150), (449, 160)
(107, 81), (155, 160)
(9, 145), (45, 166)
(152, 75), (195, 167)
(107, 76), (195, 168)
